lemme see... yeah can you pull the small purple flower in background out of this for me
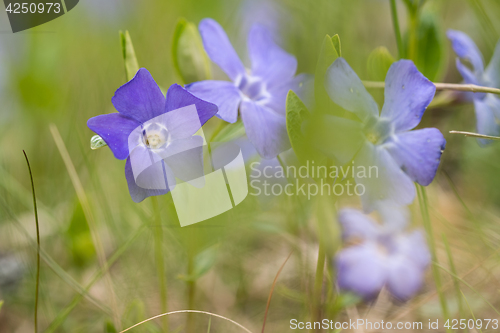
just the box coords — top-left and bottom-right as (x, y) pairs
(447, 30), (500, 143)
(88, 68), (218, 202)
(336, 208), (430, 301)
(321, 58), (445, 212)
(187, 19), (311, 160)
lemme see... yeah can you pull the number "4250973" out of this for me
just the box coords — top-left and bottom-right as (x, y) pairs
(6, 2), (61, 14)
(445, 318), (498, 330)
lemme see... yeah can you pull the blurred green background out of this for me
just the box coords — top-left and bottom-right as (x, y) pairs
(2, 0), (500, 332)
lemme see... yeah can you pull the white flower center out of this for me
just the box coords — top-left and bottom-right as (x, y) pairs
(142, 124), (169, 150)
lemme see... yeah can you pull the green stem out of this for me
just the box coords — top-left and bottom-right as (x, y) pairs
(208, 120), (228, 143)
(312, 243), (326, 333)
(151, 197), (168, 332)
(186, 248), (196, 333)
(449, 130), (500, 141)
(408, 9), (419, 61)
(417, 186), (450, 322)
(362, 80), (500, 96)
(23, 151), (40, 333)
(389, 0), (404, 59)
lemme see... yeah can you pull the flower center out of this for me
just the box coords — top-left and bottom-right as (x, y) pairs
(363, 117), (392, 145)
(365, 132), (380, 144)
(142, 123), (169, 150)
(236, 74), (268, 102)
(146, 133), (163, 149)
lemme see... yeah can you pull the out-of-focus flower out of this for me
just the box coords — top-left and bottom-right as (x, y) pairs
(187, 19), (312, 159)
(87, 68), (218, 202)
(318, 58), (445, 212)
(336, 208), (430, 301)
(447, 30), (500, 143)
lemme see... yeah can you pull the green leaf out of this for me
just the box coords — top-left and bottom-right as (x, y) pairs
(331, 34), (341, 57)
(286, 90), (309, 161)
(105, 320), (117, 333)
(90, 135), (107, 150)
(314, 34), (341, 113)
(120, 30), (140, 82)
(179, 246), (218, 282)
(367, 46), (396, 81)
(66, 202), (95, 267)
(408, 9), (447, 81)
(172, 18), (212, 84)
(0, 300), (3, 313)
(211, 121), (246, 142)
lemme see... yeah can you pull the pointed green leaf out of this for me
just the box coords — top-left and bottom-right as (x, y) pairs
(408, 9), (447, 81)
(331, 34), (341, 57)
(179, 246), (218, 281)
(314, 34), (340, 113)
(0, 300), (3, 313)
(367, 46), (396, 81)
(90, 135), (107, 150)
(286, 90), (309, 161)
(120, 30), (140, 82)
(172, 18), (212, 84)
(105, 320), (117, 333)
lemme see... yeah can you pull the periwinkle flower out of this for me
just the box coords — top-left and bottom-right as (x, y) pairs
(318, 58), (445, 212)
(336, 208), (430, 301)
(447, 30), (500, 142)
(187, 19), (311, 159)
(87, 68), (218, 202)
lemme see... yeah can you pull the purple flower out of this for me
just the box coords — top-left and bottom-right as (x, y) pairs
(336, 208), (430, 301)
(320, 58), (445, 212)
(186, 19), (311, 160)
(447, 30), (500, 143)
(87, 68), (218, 202)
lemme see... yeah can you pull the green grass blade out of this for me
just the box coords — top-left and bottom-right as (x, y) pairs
(442, 233), (463, 317)
(417, 185), (450, 320)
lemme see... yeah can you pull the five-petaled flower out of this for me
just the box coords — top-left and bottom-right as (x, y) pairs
(447, 30), (500, 143)
(336, 208), (430, 301)
(87, 68), (218, 202)
(317, 58), (445, 212)
(187, 18), (311, 160)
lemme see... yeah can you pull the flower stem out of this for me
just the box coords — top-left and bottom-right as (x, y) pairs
(389, 0), (404, 59)
(151, 196), (169, 332)
(407, 8), (419, 61)
(23, 151), (40, 333)
(417, 185), (450, 322)
(312, 242), (326, 332)
(449, 130), (500, 141)
(362, 80), (500, 96)
(186, 248), (196, 333)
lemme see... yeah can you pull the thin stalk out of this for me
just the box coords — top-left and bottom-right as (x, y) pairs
(119, 310), (253, 333)
(208, 119), (228, 143)
(186, 247), (196, 333)
(45, 225), (147, 332)
(417, 186), (450, 321)
(449, 130), (500, 141)
(389, 0), (404, 59)
(363, 81), (500, 95)
(23, 151), (40, 333)
(407, 9), (419, 61)
(50, 124), (120, 329)
(151, 196), (168, 332)
(206, 317), (212, 333)
(261, 251), (293, 333)
(442, 234), (463, 318)
(312, 243), (326, 332)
